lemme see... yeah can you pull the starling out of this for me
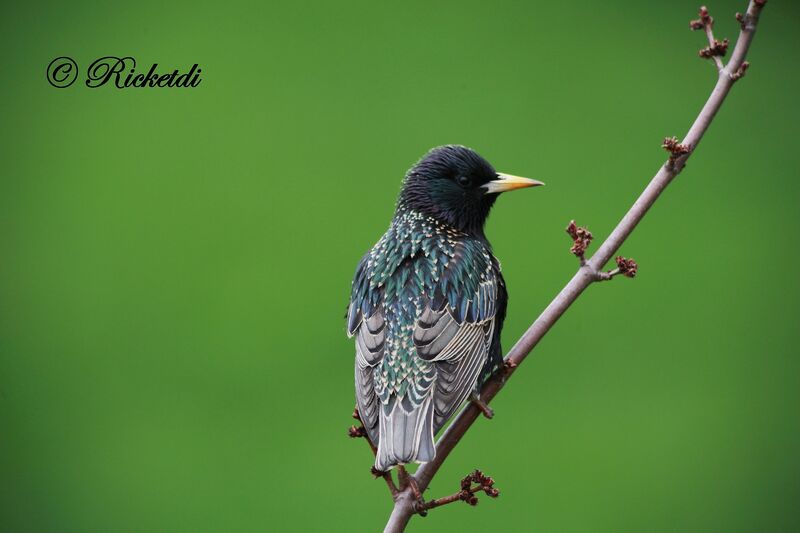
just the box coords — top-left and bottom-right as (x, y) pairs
(346, 145), (543, 471)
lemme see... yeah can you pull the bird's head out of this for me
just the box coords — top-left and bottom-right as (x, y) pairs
(397, 145), (543, 236)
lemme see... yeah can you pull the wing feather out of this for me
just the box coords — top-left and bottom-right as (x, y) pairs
(354, 308), (385, 445)
(413, 278), (498, 433)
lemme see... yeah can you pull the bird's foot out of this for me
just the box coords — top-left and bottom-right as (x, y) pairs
(396, 466), (423, 504)
(470, 392), (494, 419)
(501, 359), (518, 380)
(408, 475), (422, 501)
(404, 474), (431, 515)
(371, 466), (400, 497)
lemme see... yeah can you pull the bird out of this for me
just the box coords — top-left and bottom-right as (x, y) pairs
(346, 145), (543, 472)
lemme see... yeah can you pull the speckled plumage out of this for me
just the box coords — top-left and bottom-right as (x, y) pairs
(347, 146), (538, 471)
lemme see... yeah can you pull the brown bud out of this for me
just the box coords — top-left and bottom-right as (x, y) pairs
(662, 137), (691, 163)
(731, 61), (750, 81)
(615, 256), (638, 278)
(348, 425), (367, 438)
(566, 220), (593, 257)
(689, 19), (704, 30)
(699, 38), (729, 58)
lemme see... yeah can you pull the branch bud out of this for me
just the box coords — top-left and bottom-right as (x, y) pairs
(615, 256), (638, 278)
(731, 61), (750, 81)
(662, 136), (691, 166)
(699, 38), (729, 58)
(690, 6), (713, 30)
(348, 425), (367, 438)
(566, 220), (593, 258)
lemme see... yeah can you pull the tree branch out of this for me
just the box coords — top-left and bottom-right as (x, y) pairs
(381, 2), (767, 530)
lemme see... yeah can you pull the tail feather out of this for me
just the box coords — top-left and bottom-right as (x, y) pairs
(375, 395), (435, 471)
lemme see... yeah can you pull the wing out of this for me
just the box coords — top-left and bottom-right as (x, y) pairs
(352, 308), (384, 445)
(347, 255), (384, 445)
(413, 265), (504, 433)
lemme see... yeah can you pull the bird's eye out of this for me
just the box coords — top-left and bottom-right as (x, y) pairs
(456, 175), (471, 187)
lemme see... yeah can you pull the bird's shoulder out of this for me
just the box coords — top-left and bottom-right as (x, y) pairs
(348, 210), (503, 334)
(361, 210), (498, 290)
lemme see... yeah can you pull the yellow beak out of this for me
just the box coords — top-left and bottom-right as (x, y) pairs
(483, 173), (545, 194)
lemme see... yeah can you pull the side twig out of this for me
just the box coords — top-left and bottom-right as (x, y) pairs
(691, 6), (728, 72)
(380, 2), (767, 531)
(414, 470), (499, 516)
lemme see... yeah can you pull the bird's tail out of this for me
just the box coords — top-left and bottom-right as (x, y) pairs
(375, 395), (435, 471)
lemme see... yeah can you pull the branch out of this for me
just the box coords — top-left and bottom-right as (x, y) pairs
(382, 2), (767, 530)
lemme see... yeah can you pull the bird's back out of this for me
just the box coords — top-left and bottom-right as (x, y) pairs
(348, 207), (506, 471)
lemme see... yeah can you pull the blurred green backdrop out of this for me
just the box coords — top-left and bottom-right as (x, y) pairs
(2, 1), (799, 531)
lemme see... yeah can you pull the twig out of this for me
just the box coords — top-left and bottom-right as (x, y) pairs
(691, 6), (727, 72)
(567, 222), (637, 281)
(595, 256), (639, 281)
(381, 2), (767, 531)
(414, 470), (499, 516)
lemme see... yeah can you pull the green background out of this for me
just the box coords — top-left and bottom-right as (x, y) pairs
(2, 1), (798, 531)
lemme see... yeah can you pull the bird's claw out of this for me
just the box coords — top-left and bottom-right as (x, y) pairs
(470, 393), (494, 419)
(408, 476), (422, 501)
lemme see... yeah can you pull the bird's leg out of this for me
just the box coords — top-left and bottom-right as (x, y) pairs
(371, 466), (399, 498)
(350, 406), (399, 497)
(396, 466), (411, 490)
(406, 475), (422, 502)
(408, 476), (422, 501)
(396, 466), (423, 503)
(470, 391), (494, 419)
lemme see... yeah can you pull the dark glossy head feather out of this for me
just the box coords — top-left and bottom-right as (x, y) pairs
(397, 145), (499, 236)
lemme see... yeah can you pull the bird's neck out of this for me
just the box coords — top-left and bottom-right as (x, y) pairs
(393, 204), (490, 244)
